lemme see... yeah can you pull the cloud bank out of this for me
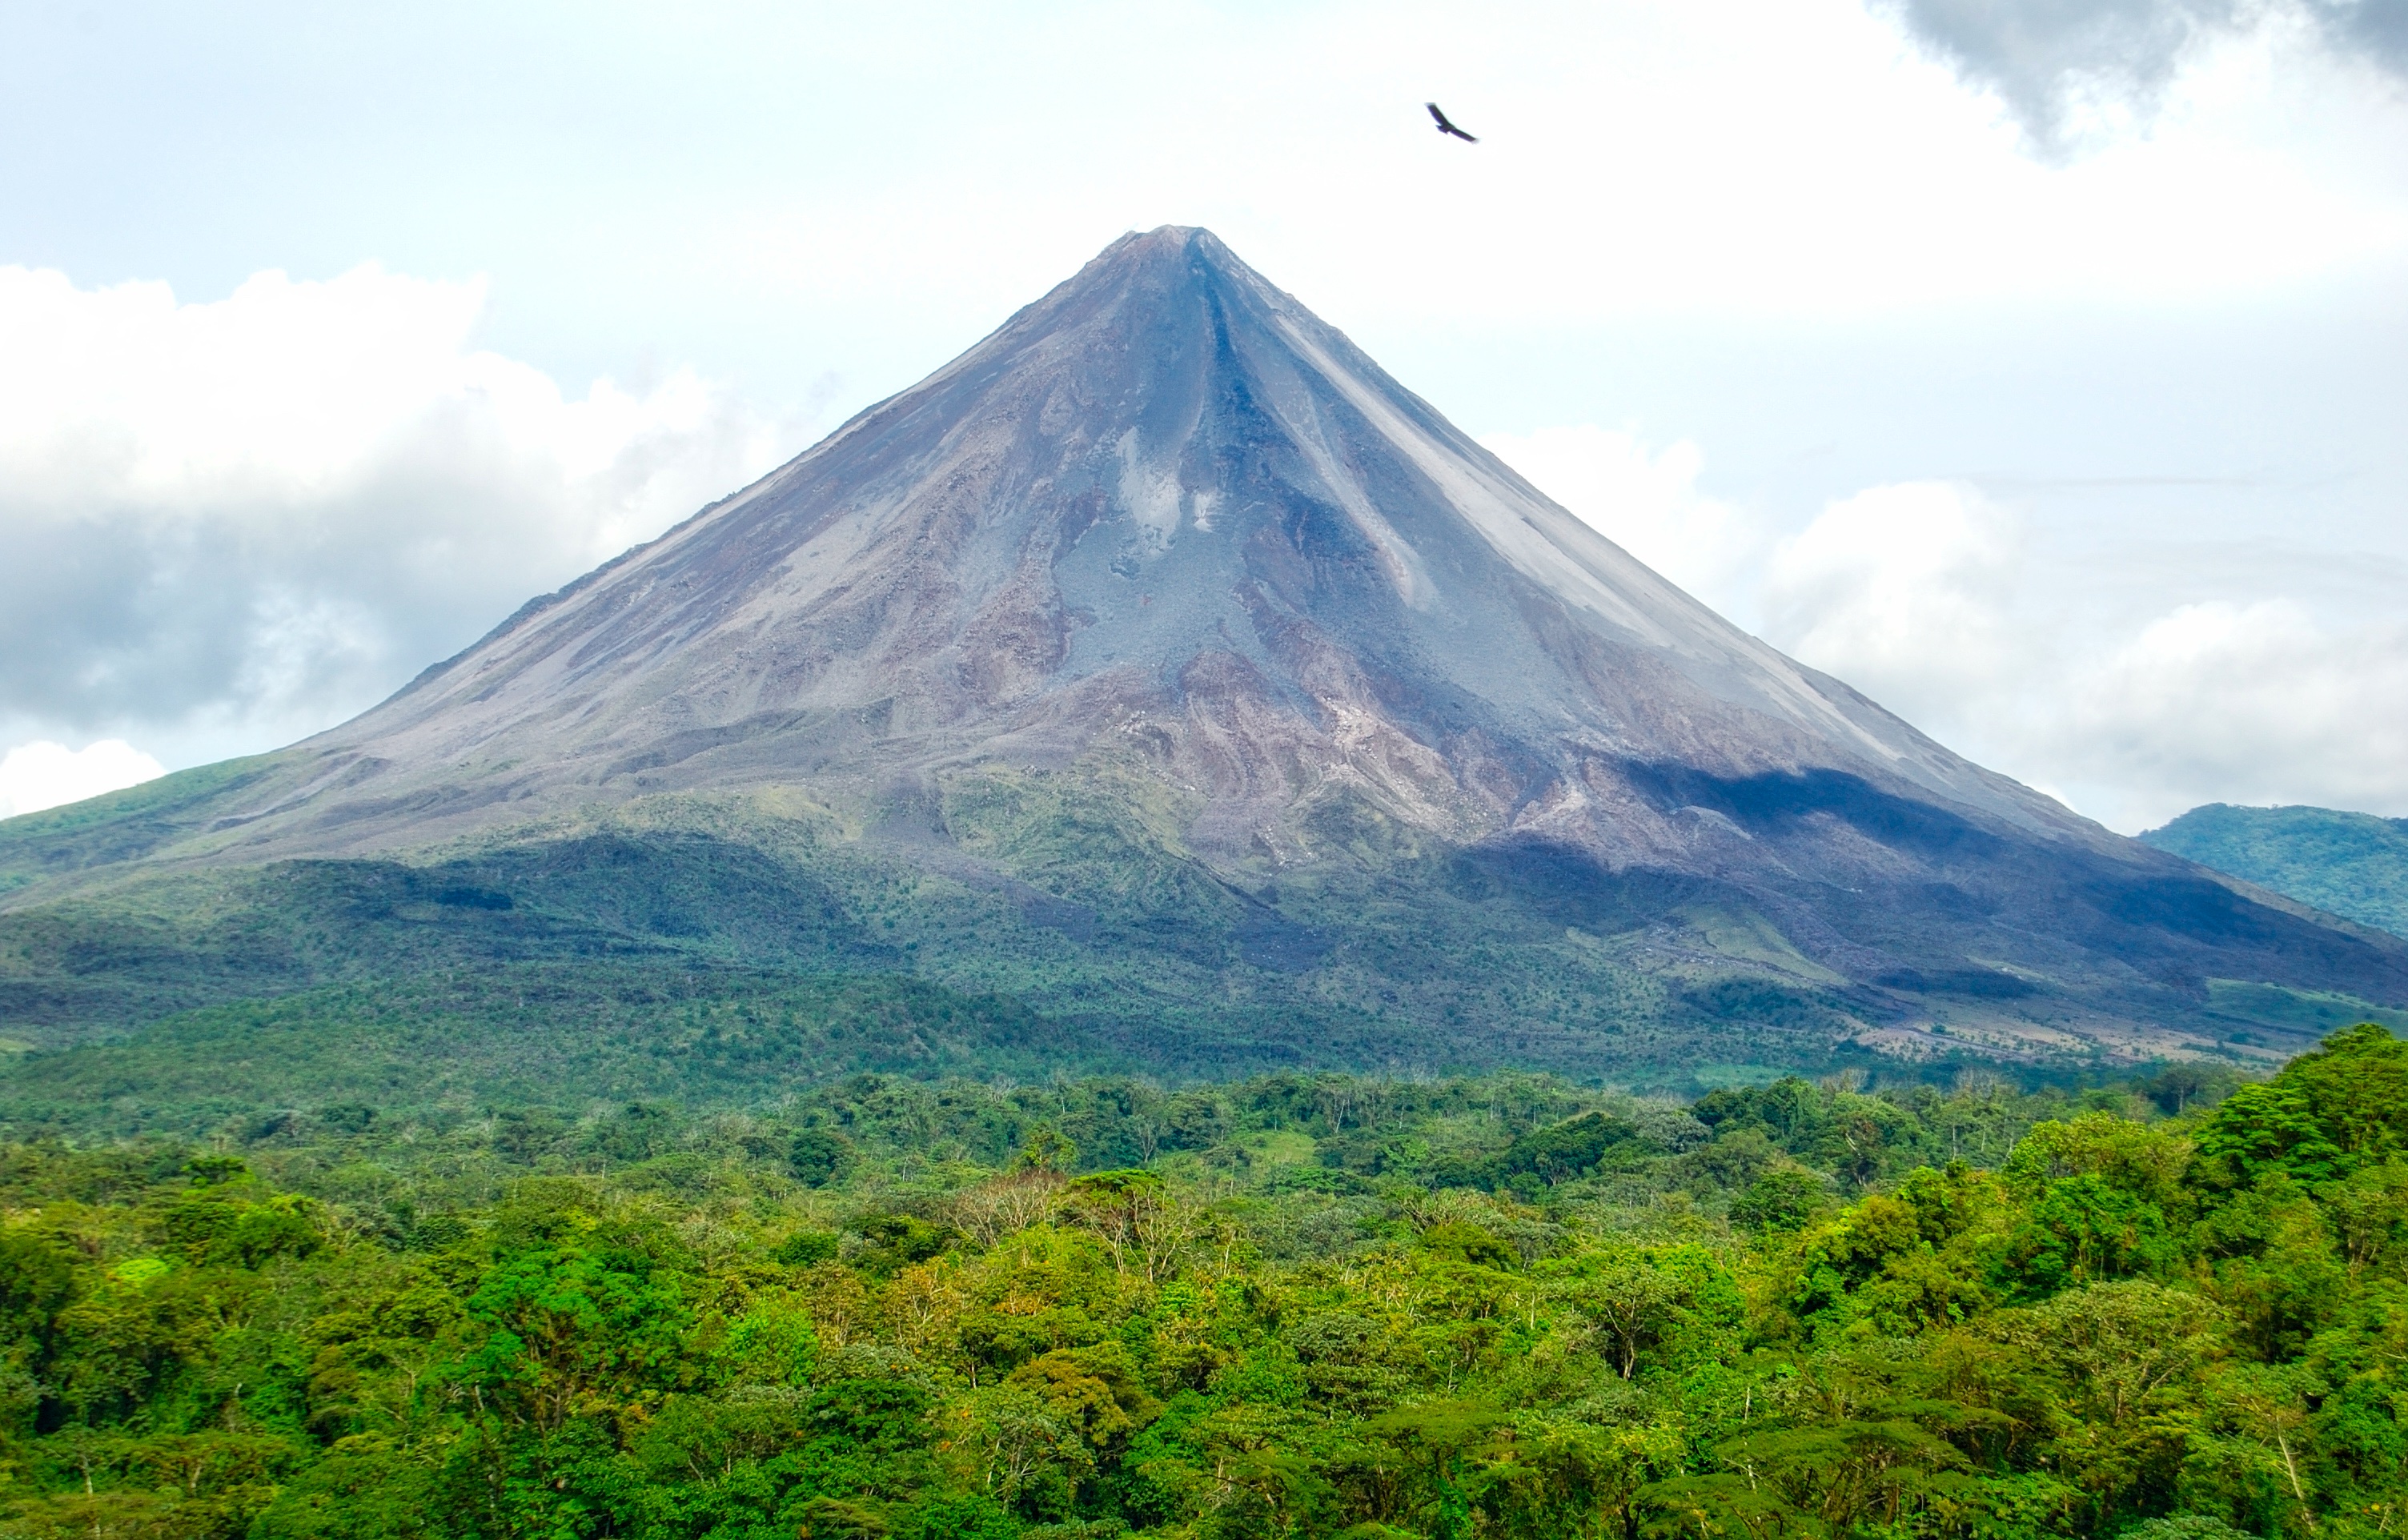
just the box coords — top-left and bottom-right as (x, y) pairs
(0, 263), (798, 779)
(1486, 431), (2408, 833)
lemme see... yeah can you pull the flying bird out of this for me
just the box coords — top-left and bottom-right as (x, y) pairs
(1425, 102), (1477, 142)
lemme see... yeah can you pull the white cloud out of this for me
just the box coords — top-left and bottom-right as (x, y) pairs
(2057, 600), (2408, 828)
(0, 740), (164, 820)
(1477, 425), (1764, 616)
(1479, 451), (2408, 832)
(0, 263), (805, 764)
(1760, 481), (2025, 718)
(1738, 478), (2408, 831)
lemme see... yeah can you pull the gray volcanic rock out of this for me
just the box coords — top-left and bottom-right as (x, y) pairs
(231, 227), (2077, 863)
(7, 226), (2406, 1068)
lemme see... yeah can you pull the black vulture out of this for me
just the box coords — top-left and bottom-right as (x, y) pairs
(1426, 102), (1478, 142)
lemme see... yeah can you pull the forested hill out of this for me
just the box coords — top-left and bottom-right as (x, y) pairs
(2143, 804), (2408, 939)
(0, 1026), (2402, 1537)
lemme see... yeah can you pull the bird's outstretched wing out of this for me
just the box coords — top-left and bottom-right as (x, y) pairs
(1425, 101), (1478, 142)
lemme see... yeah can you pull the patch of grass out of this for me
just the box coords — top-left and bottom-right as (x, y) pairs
(2205, 978), (2408, 1035)
(1242, 1128), (1319, 1166)
(1691, 1063), (1793, 1091)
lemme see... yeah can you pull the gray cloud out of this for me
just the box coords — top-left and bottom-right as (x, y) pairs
(0, 413), (783, 752)
(1882, 0), (2408, 153)
(0, 263), (799, 764)
(2318, 0), (2408, 69)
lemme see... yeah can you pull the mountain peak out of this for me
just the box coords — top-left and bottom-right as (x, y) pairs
(1077, 223), (1234, 276)
(1097, 223), (1214, 255)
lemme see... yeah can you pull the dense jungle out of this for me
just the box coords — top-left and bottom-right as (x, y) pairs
(0, 1025), (2398, 1539)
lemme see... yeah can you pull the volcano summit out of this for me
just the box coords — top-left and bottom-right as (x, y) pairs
(5, 227), (2402, 1086)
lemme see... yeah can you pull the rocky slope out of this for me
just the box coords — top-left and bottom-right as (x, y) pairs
(207, 228), (2075, 858)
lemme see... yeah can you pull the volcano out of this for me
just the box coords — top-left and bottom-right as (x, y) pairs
(6, 227), (2403, 1081)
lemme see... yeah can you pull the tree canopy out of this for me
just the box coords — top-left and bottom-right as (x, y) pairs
(0, 1033), (2399, 1538)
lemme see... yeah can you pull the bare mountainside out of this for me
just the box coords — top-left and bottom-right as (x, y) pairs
(4, 227), (2403, 1082)
(273, 226), (2065, 860)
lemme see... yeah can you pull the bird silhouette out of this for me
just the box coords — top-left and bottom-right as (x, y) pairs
(1425, 102), (1478, 142)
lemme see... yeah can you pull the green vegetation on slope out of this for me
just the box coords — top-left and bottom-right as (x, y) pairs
(0, 1025), (2401, 1537)
(0, 966), (1096, 1137)
(2144, 804), (2408, 938)
(10, 771), (2384, 1090)
(0, 799), (1932, 1084)
(0, 756), (285, 901)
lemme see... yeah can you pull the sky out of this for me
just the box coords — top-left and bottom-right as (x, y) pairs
(1, 0), (2404, 832)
